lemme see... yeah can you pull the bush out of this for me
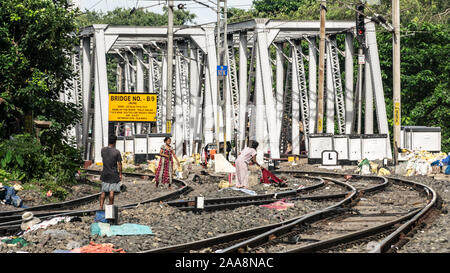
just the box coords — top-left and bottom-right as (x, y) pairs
(0, 134), (46, 181)
(0, 133), (83, 200)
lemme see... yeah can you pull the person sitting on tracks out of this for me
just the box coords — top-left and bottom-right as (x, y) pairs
(99, 135), (122, 210)
(154, 137), (180, 189)
(235, 141), (262, 189)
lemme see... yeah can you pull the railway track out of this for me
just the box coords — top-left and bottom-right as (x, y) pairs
(166, 176), (327, 211)
(141, 171), (439, 253)
(0, 169), (192, 236)
(141, 174), (364, 253)
(1, 169), (439, 254)
(217, 173), (439, 253)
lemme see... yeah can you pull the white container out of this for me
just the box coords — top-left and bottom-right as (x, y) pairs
(125, 136), (134, 153)
(147, 133), (172, 154)
(134, 134), (147, 155)
(308, 134), (334, 159)
(105, 205), (118, 220)
(401, 126), (441, 152)
(361, 134), (389, 160)
(116, 136), (125, 154)
(333, 135), (349, 161)
(195, 196), (204, 209)
(348, 135), (362, 162)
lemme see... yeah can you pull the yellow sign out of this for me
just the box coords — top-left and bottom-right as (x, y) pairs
(317, 119), (323, 133)
(394, 102), (400, 126)
(166, 121), (172, 134)
(109, 93), (157, 122)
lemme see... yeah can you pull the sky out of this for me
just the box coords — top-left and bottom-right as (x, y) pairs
(79, 0), (255, 25)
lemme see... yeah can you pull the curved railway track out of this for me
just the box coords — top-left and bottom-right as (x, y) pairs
(0, 169), (440, 254)
(141, 174), (368, 253)
(0, 169), (192, 236)
(142, 171), (439, 254)
(218, 173), (438, 253)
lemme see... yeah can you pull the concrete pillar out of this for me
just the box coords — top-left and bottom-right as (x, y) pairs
(345, 33), (354, 134)
(308, 38), (317, 135)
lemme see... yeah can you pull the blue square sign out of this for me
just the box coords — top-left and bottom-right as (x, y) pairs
(217, 65), (228, 76)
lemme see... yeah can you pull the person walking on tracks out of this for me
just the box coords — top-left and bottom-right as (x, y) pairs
(155, 137), (180, 188)
(99, 135), (122, 210)
(235, 141), (261, 189)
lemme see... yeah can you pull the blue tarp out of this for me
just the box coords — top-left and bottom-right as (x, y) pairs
(91, 223), (153, 237)
(94, 211), (108, 223)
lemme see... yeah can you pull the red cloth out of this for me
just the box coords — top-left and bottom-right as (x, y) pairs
(260, 168), (285, 184)
(260, 199), (295, 211)
(72, 241), (126, 253)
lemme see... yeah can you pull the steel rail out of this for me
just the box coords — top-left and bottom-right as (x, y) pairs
(286, 176), (439, 253)
(216, 177), (361, 253)
(0, 169), (168, 218)
(0, 174), (192, 235)
(167, 176), (326, 211)
(143, 175), (361, 253)
(284, 208), (421, 253)
(370, 176), (440, 253)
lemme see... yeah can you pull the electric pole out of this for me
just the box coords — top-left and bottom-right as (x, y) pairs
(223, 0), (228, 157)
(216, 0), (221, 154)
(215, 0), (228, 157)
(317, 1), (326, 133)
(166, 0), (174, 133)
(393, 0), (401, 165)
(356, 2), (365, 134)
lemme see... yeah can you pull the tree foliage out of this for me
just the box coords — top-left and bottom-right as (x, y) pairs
(0, 0), (80, 145)
(245, 0), (449, 25)
(0, 0), (83, 193)
(378, 22), (450, 151)
(75, 7), (196, 28)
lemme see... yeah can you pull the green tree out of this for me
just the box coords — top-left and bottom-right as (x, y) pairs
(232, 0), (449, 24)
(76, 7), (196, 28)
(378, 22), (450, 152)
(0, 0), (83, 195)
(0, 0), (80, 146)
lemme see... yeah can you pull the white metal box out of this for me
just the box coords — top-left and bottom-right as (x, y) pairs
(361, 134), (389, 160)
(147, 133), (172, 154)
(124, 136), (134, 153)
(348, 135), (362, 162)
(308, 134), (334, 163)
(401, 126), (441, 152)
(116, 136), (125, 154)
(134, 134), (147, 155)
(333, 135), (349, 161)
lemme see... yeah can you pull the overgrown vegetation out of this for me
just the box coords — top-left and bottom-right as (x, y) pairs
(0, 0), (82, 200)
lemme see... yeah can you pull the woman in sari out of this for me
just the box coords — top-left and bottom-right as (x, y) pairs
(154, 137), (180, 188)
(235, 141), (261, 189)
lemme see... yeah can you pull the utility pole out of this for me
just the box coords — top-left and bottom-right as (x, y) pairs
(166, 0), (174, 133)
(393, 0), (401, 165)
(215, 0), (228, 157)
(317, 1), (326, 133)
(356, 2), (366, 134)
(223, 0), (228, 157)
(216, 0), (221, 154)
